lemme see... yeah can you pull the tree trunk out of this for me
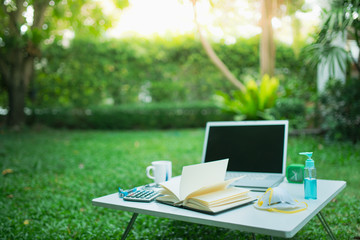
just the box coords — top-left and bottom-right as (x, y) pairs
(8, 76), (26, 127)
(0, 1), (48, 128)
(291, 14), (302, 56)
(2, 48), (34, 128)
(260, 0), (275, 77)
(191, 0), (246, 93)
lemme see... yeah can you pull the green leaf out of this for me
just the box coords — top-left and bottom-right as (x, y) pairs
(214, 75), (278, 120)
(113, 0), (129, 9)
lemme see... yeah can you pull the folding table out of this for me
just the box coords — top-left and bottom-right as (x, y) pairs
(92, 179), (346, 239)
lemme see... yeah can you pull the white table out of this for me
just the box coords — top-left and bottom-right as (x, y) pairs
(92, 179), (346, 239)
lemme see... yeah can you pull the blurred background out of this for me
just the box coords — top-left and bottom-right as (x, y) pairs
(1, 0), (359, 142)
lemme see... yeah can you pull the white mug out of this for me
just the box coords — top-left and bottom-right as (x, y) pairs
(146, 161), (172, 184)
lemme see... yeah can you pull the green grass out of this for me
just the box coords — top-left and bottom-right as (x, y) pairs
(1, 128), (359, 239)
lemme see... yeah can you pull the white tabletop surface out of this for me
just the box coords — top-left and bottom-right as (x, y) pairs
(92, 179), (346, 238)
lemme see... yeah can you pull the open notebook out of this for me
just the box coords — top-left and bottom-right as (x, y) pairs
(201, 120), (289, 190)
(156, 159), (255, 214)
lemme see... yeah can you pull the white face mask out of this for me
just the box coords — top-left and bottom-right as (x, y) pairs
(254, 187), (308, 213)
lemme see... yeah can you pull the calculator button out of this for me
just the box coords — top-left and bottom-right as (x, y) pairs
(123, 190), (160, 202)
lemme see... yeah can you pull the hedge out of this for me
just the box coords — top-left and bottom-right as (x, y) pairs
(28, 35), (315, 109)
(28, 102), (234, 130)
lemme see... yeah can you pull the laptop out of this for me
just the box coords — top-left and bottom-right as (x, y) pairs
(201, 120), (288, 191)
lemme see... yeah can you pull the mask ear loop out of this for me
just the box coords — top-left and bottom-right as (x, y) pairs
(257, 188), (273, 207)
(267, 188), (274, 206)
(259, 188), (308, 213)
(268, 200), (308, 214)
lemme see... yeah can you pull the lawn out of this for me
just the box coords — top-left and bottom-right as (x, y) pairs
(1, 128), (359, 239)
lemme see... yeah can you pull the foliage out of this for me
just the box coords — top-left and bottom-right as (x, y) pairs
(34, 38), (148, 107)
(317, 0), (360, 48)
(33, 35), (218, 107)
(304, 0), (360, 79)
(0, 0), (128, 127)
(26, 35), (316, 109)
(272, 97), (307, 129)
(320, 78), (360, 143)
(47, 0), (116, 39)
(304, 42), (350, 77)
(1, 129), (359, 239)
(302, 0), (360, 133)
(28, 102), (233, 129)
(214, 74), (279, 120)
(0, 0), (121, 50)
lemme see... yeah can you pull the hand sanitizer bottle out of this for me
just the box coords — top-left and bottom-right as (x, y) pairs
(300, 152), (317, 200)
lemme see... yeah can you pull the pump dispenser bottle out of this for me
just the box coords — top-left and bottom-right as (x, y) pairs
(300, 152), (317, 200)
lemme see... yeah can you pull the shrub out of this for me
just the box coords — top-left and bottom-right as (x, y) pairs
(272, 98), (307, 129)
(320, 78), (360, 143)
(29, 102), (233, 130)
(28, 36), (315, 109)
(214, 75), (279, 120)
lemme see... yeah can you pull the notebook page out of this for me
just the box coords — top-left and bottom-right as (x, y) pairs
(179, 159), (228, 200)
(159, 176), (181, 201)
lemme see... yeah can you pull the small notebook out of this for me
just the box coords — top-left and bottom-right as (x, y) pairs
(156, 159), (255, 214)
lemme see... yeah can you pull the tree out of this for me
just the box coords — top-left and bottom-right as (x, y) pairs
(190, 0), (246, 92)
(305, 0), (360, 84)
(190, 0), (307, 88)
(260, 0), (308, 76)
(0, 0), (128, 128)
(259, 0), (275, 77)
(308, 0), (360, 141)
(191, 0), (281, 120)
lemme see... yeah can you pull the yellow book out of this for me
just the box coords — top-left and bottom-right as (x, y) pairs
(156, 159), (255, 214)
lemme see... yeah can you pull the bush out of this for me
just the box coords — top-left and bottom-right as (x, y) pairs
(272, 98), (307, 129)
(320, 78), (360, 143)
(29, 102), (233, 130)
(28, 36), (315, 109)
(214, 75), (279, 120)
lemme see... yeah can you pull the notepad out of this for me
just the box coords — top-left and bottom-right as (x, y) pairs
(156, 159), (255, 214)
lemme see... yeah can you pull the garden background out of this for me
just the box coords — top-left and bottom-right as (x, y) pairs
(14, 35), (315, 130)
(1, 0), (360, 239)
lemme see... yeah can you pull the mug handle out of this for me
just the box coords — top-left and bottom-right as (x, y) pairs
(146, 166), (155, 179)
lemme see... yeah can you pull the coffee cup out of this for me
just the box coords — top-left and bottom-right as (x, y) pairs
(146, 161), (172, 184)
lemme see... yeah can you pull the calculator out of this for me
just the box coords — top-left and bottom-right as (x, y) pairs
(123, 189), (160, 202)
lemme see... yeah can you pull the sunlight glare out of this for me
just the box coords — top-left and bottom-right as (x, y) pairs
(20, 25), (28, 34)
(101, 0), (321, 45)
(271, 17), (282, 29)
(107, 0), (196, 37)
(23, 5), (34, 26)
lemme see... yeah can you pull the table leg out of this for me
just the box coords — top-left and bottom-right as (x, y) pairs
(317, 211), (336, 240)
(121, 213), (139, 240)
(120, 211), (334, 240)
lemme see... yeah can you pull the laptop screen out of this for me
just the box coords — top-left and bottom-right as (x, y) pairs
(201, 121), (288, 174)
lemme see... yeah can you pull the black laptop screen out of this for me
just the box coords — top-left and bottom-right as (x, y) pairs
(203, 125), (285, 173)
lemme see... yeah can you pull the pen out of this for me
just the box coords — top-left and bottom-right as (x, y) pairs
(118, 187), (138, 198)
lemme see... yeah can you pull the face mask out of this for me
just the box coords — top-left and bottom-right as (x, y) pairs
(254, 187), (308, 213)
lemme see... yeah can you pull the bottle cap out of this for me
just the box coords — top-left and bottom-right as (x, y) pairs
(299, 152), (315, 168)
